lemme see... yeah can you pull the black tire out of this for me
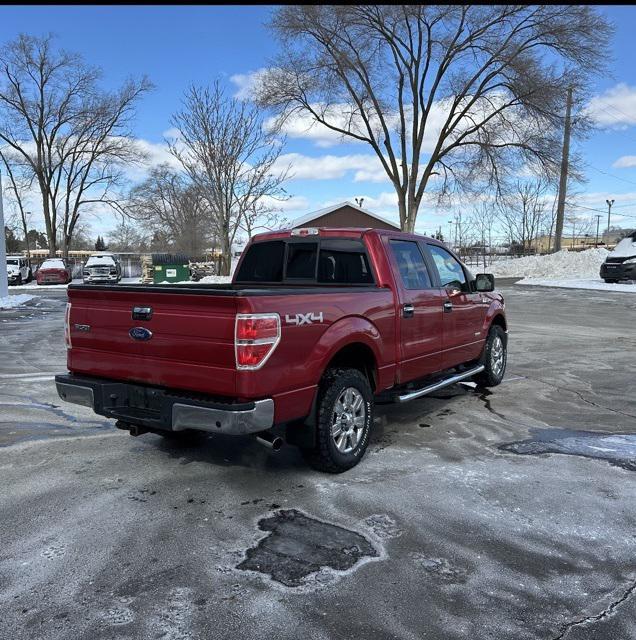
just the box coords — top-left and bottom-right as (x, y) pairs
(302, 367), (374, 473)
(604, 279), (618, 284)
(475, 325), (507, 387)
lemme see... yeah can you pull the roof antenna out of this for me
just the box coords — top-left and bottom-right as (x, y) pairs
(354, 197), (364, 208)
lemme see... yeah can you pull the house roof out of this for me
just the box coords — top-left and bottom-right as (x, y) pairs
(292, 200), (401, 230)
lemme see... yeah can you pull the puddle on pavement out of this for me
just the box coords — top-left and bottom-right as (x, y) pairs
(500, 428), (636, 471)
(237, 509), (378, 587)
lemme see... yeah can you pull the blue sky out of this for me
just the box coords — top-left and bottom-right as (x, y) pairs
(2, 4), (636, 239)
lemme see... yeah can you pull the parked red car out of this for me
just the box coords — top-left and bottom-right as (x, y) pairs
(56, 228), (507, 472)
(36, 258), (73, 285)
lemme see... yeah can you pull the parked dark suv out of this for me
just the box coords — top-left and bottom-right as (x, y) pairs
(600, 231), (636, 283)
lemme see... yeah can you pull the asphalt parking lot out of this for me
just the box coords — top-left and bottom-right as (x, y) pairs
(1, 284), (635, 640)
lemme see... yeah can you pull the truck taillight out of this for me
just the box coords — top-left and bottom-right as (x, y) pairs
(64, 302), (72, 349)
(235, 313), (280, 370)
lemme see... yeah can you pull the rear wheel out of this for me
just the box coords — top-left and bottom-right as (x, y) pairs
(475, 325), (507, 387)
(302, 368), (373, 473)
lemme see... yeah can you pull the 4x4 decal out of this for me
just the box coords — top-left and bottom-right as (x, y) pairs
(284, 312), (324, 326)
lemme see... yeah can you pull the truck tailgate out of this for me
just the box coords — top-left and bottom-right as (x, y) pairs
(67, 286), (238, 397)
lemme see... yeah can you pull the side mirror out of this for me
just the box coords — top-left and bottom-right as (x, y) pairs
(445, 280), (464, 296)
(475, 273), (495, 292)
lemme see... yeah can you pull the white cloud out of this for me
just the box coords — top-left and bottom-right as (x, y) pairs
(612, 156), (636, 169)
(586, 83), (636, 128)
(230, 68), (271, 101)
(274, 152), (389, 183)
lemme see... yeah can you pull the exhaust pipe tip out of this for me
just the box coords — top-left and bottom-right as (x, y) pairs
(255, 431), (284, 452)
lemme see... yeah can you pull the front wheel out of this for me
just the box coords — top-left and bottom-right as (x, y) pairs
(302, 368), (374, 473)
(475, 325), (507, 387)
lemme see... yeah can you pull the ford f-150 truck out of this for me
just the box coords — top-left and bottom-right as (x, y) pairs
(56, 228), (507, 472)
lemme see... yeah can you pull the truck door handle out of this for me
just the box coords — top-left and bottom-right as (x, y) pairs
(403, 303), (415, 318)
(443, 301), (453, 313)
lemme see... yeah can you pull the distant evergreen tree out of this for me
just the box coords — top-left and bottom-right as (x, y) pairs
(94, 236), (107, 251)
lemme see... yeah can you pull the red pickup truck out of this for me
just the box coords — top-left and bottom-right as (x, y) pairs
(56, 228), (507, 472)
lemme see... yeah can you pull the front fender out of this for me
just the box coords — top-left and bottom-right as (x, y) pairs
(481, 300), (507, 334)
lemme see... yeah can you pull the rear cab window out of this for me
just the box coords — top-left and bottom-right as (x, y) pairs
(235, 238), (375, 285)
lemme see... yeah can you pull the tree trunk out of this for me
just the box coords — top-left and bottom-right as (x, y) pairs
(40, 188), (57, 257)
(218, 233), (231, 276)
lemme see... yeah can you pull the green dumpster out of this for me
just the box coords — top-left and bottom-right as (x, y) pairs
(151, 253), (191, 284)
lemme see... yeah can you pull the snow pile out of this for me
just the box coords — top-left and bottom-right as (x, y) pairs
(490, 248), (610, 279)
(0, 294), (35, 309)
(195, 275), (232, 284)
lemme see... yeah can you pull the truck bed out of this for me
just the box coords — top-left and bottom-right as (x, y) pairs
(65, 282), (396, 424)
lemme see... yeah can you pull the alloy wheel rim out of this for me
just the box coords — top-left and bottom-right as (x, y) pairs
(491, 336), (505, 377)
(331, 387), (366, 453)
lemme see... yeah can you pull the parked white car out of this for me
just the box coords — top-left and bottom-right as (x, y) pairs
(83, 253), (122, 284)
(6, 256), (32, 285)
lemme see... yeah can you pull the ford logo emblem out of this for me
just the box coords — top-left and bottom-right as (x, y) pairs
(129, 327), (153, 341)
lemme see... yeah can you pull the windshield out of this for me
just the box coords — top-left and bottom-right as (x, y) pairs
(86, 256), (115, 266)
(7, 259), (19, 266)
(41, 259), (66, 269)
(611, 234), (636, 258)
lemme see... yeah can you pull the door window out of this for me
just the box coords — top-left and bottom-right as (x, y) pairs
(390, 240), (432, 289)
(428, 245), (468, 291)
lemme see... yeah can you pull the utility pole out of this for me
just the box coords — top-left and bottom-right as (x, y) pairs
(595, 214), (602, 247)
(554, 87), (573, 252)
(606, 198), (614, 239)
(0, 168), (8, 299)
(448, 219), (454, 248)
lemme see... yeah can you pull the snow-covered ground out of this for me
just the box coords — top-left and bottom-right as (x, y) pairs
(489, 248), (635, 293)
(0, 294), (36, 309)
(518, 278), (636, 293)
(8, 277), (142, 291)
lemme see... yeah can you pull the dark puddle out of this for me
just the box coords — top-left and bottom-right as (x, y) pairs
(500, 428), (636, 471)
(237, 509), (378, 587)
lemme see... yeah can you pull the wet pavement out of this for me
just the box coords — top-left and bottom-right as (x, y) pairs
(1, 285), (635, 639)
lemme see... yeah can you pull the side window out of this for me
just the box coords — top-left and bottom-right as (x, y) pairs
(285, 242), (318, 279)
(317, 239), (374, 284)
(428, 245), (468, 291)
(389, 240), (432, 290)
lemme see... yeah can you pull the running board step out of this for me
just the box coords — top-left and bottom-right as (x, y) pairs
(397, 365), (485, 403)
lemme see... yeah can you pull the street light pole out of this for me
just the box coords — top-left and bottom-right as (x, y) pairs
(606, 198), (614, 240)
(448, 219), (453, 248)
(0, 168), (8, 299)
(595, 214), (602, 248)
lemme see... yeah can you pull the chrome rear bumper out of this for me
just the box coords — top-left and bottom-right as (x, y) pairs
(55, 374), (274, 435)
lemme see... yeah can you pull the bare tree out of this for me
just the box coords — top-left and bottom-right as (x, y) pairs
(241, 201), (290, 238)
(495, 179), (551, 253)
(0, 150), (34, 257)
(0, 34), (151, 256)
(169, 82), (289, 275)
(127, 164), (212, 256)
(107, 219), (148, 253)
(258, 5), (611, 231)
